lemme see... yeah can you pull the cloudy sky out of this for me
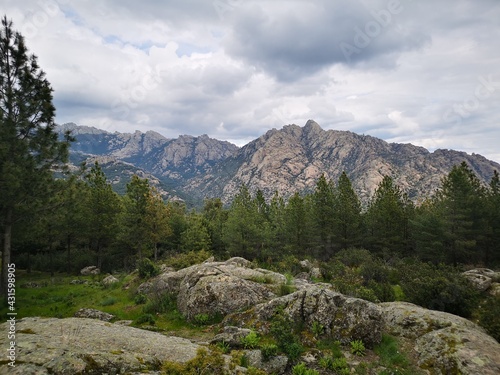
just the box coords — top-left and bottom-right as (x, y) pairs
(5, 0), (500, 162)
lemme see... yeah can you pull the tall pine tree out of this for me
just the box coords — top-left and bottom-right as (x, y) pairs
(0, 17), (72, 297)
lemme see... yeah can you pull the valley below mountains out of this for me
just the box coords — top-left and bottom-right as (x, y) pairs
(58, 120), (500, 205)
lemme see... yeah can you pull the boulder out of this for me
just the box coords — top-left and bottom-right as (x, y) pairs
(210, 326), (253, 347)
(177, 268), (277, 321)
(227, 284), (383, 347)
(80, 266), (100, 276)
(462, 268), (496, 292)
(138, 257), (285, 321)
(380, 301), (479, 339)
(0, 317), (200, 375)
(101, 275), (119, 286)
(73, 308), (115, 322)
(244, 349), (288, 374)
(415, 326), (500, 374)
(381, 302), (500, 374)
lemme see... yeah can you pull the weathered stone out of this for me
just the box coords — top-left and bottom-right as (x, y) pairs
(70, 279), (88, 285)
(380, 302), (480, 339)
(415, 326), (500, 375)
(101, 275), (119, 286)
(73, 308), (115, 322)
(80, 266), (100, 276)
(381, 302), (500, 374)
(139, 257), (284, 321)
(178, 269), (277, 321)
(0, 317), (200, 375)
(228, 285), (383, 347)
(244, 349), (288, 374)
(210, 326), (252, 347)
(462, 268), (496, 292)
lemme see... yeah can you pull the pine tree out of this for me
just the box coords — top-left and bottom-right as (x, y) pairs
(284, 192), (310, 257)
(311, 174), (336, 258)
(121, 175), (151, 260)
(202, 198), (228, 257)
(365, 176), (412, 256)
(333, 172), (362, 249)
(144, 187), (172, 261)
(84, 162), (121, 270)
(436, 162), (485, 265)
(0, 17), (72, 297)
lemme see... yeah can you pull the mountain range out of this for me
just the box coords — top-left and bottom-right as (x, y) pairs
(57, 120), (500, 206)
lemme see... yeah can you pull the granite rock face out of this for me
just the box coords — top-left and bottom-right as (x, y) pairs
(381, 302), (500, 375)
(226, 284), (384, 347)
(0, 317), (200, 375)
(138, 257), (285, 322)
(59, 121), (500, 206)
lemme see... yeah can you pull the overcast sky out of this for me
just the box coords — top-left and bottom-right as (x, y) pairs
(5, 0), (500, 162)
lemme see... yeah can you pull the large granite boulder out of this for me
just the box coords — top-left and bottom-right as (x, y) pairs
(0, 317), (200, 375)
(381, 302), (500, 374)
(80, 266), (100, 276)
(137, 257), (285, 321)
(226, 284), (383, 347)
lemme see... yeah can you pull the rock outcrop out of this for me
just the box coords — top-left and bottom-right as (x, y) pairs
(73, 308), (115, 322)
(226, 284), (383, 347)
(138, 257), (285, 321)
(462, 268), (499, 292)
(0, 317), (200, 375)
(80, 266), (100, 276)
(381, 302), (500, 374)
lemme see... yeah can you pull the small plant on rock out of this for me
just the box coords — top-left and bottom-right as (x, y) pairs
(350, 339), (366, 356)
(240, 330), (260, 349)
(292, 362), (319, 375)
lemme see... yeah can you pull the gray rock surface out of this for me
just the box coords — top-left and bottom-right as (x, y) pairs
(101, 275), (119, 285)
(138, 257), (285, 321)
(462, 268), (497, 292)
(80, 266), (100, 276)
(382, 302), (500, 374)
(73, 308), (115, 322)
(244, 349), (288, 374)
(228, 284), (383, 347)
(0, 317), (200, 375)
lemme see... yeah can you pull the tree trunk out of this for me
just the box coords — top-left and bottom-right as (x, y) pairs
(1, 209), (13, 301)
(66, 235), (71, 273)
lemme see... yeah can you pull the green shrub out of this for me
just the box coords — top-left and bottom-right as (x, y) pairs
(292, 362), (319, 375)
(193, 313), (210, 326)
(311, 321), (324, 337)
(134, 293), (147, 305)
(478, 295), (500, 342)
(143, 292), (175, 314)
(164, 249), (213, 270)
(100, 297), (117, 306)
(270, 309), (303, 360)
(350, 340), (365, 356)
(215, 340), (230, 354)
(260, 343), (278, 361)
(162, 347), (225, 375)
(240, 330), (260, 349)
(374, 334), (410, 368)
(335, 248), (373, 268)
(399, 261), (480, 318)
(137, 258), (160, 279)
(135, 313), (155, 325)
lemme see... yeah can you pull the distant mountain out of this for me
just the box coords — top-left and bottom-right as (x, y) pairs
(57, 121), (500, 206)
